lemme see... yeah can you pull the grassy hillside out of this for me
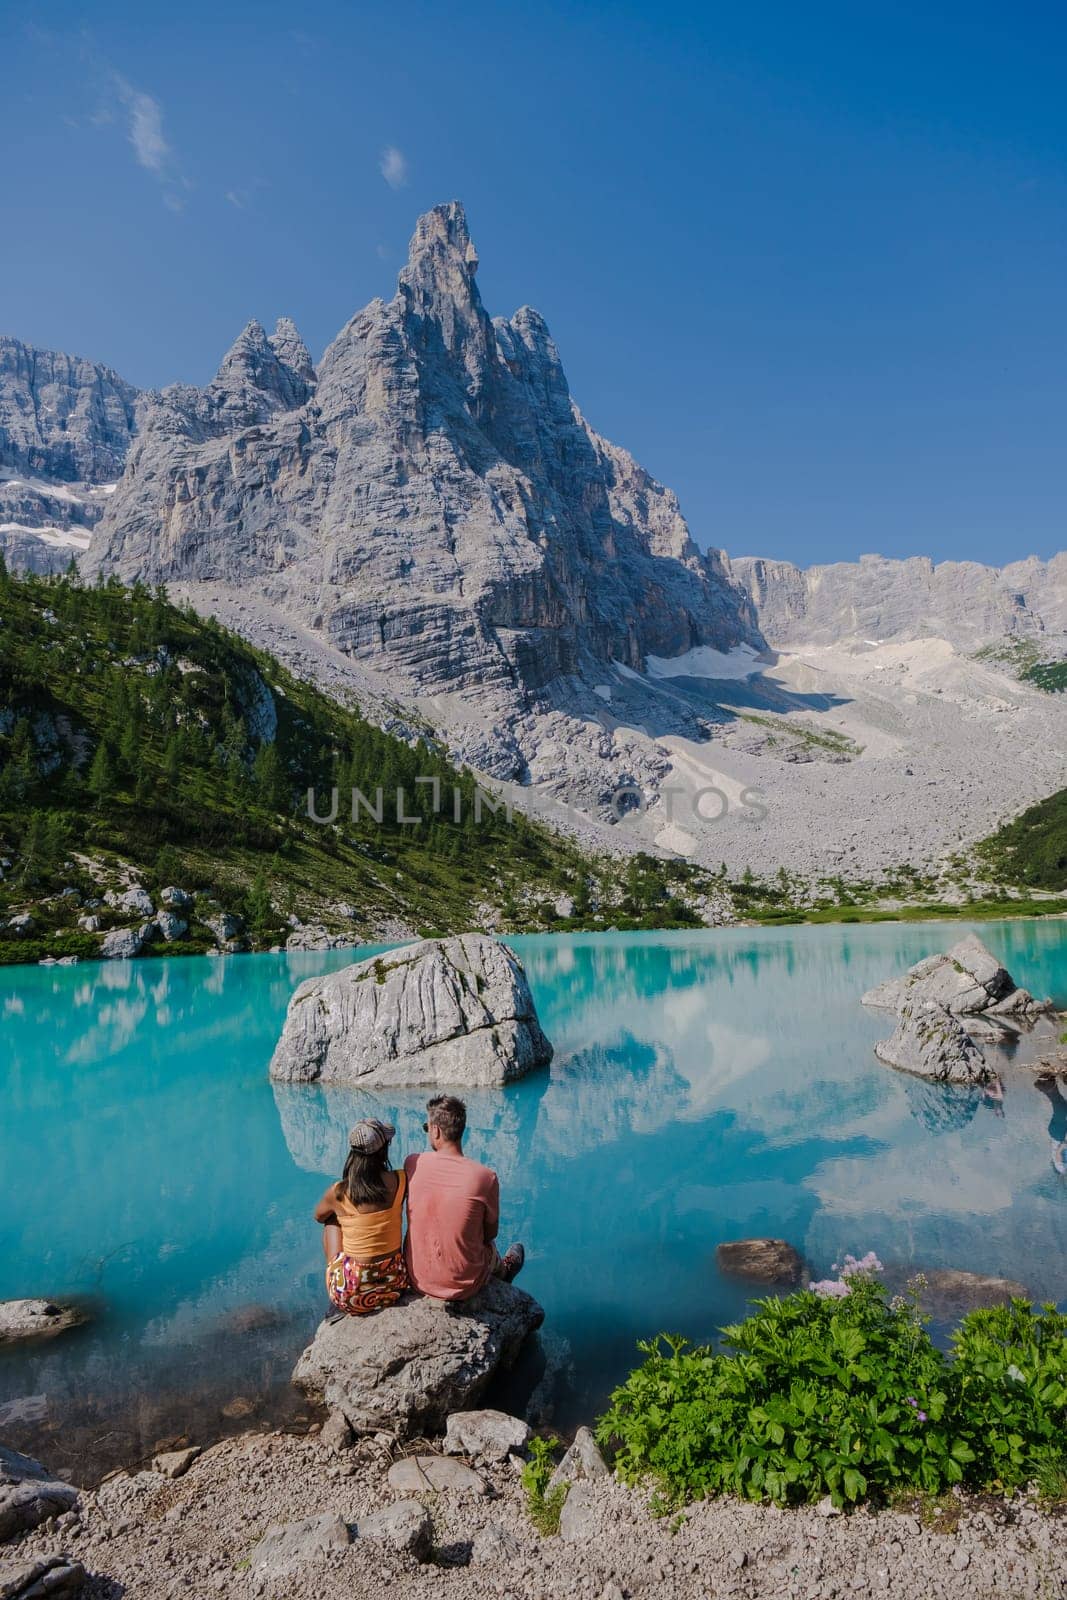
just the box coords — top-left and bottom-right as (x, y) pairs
(974, 637), (1067, 694)
(0, 564), (718, 963)
(975, 787), (1067, 893)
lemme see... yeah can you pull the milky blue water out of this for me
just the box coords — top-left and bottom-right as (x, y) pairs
(2, 921), (1065, 1480)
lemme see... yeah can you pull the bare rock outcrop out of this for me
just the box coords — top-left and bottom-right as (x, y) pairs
(84, 203), (761, 774)
(0, 1300), (87, 1347)
(269, 934), (552, 1088)
(0, 1447), (78, 1542)
(873, 998), (991, 1085)
(292, 1279), (544, 1438)
(864, 936), (1054, 1082)
(728, 551), (1067, 648)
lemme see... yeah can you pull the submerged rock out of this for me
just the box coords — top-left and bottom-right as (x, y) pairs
(269, 934), (553, 1088)
(0, 1300), (87, 1347)
(919, 1269), (1030, 1314)
(874, 999), (991, 1085)
(0, 1446), (78, 1542)
(884, 1267), (1030, 1316)
(292, 1279), (544, 1437)
(715, 1238), (805, 1285)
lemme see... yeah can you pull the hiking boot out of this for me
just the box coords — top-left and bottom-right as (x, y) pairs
(500, 1242), (525, 1282)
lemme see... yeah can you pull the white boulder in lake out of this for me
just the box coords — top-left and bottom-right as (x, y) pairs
(269, 934), (552, 1088)
(874, 998), (991, 1085)
(863, 934), (1053, 1028)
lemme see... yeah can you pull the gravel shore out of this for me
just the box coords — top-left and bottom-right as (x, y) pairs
(10, 1426), (1065, 1600)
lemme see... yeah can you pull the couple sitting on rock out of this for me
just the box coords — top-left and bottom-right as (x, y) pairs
(313, 1095), (525, 1315)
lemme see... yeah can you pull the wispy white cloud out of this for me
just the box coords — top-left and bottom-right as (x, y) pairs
(106, 70), (186, 209)
(379, 145), (408, 190)
(114, 74), (170, 174)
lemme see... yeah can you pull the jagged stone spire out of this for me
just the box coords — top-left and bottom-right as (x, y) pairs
(212, 318), (313, 414)
(269, 317), (316, 386)
(397, 203), (490, 379)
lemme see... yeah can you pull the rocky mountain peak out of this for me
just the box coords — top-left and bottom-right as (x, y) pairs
(396, 202), (491, 385)
(213, 319), (313, 413)
(269, 317), (316, 385)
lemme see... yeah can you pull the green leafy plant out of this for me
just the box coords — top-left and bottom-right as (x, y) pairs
(949, 1301), (1067, 1492)
(597, 1274), (1067, 1511)
(520, 1435), (568, 1534)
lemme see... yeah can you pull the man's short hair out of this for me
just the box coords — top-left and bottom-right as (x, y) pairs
(426, 1095), (467, 1142)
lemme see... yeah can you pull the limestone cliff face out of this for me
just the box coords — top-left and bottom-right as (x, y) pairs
(0, 336), (142, 483)
(0, 335), (145, 573)
(86, 203), (760, 700)
(728, 551), (1067, 648)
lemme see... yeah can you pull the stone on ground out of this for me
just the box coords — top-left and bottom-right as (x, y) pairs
(355, 1500), (433, 1559)
(0, 1301), (86, 1346)
(559, 1481), (601, 1543)
(443, 1409), (532, 1462)
(0, 1554), (86, 1598)
(874, 999), (991, 1084)
(471, 1522), (524, 1564)
(0, 1448), (78, 1542)
(151, 1447), (200, 1480)
(715, 1238), (805, 1284)
(386, 1456), (488, 1497)
(292, 1279), (544, 1437)
(548, 1427), (610, 1492)
(249, 1513), (350, 1579)
(269, 933), (553, 1088)
(319, 1411), (354, 1454)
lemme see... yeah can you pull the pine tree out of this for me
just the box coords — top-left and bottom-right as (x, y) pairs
(244, 868), (274, 938)
(88, 740), (116, 804)
(253, 742), (289, 812)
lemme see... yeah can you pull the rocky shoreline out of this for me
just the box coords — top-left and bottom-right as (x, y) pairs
(5, 1421), (1064, 1600)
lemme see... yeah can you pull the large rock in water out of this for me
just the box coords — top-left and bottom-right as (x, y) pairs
(269, 934), (552, 1088)
(0, 1300), (87, 1346)
(292, 1280), (544, 1437)
(715, 1238), (805, 1285)
(874, 998), (991, 1085)
(862, 935), (1052, 1027)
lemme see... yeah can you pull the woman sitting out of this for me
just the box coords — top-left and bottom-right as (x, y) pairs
(314, 1119), (409, 1314)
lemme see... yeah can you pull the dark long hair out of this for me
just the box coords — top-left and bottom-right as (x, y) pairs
(340, 1144), (392, 1209)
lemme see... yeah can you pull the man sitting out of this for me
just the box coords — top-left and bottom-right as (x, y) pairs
(404, 1095), (525, 1300)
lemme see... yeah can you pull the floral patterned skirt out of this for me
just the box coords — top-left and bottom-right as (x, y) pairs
(325, 1249), (409, 1315)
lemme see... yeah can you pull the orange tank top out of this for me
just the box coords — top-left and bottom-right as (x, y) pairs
(333, 1169), (407, 1261)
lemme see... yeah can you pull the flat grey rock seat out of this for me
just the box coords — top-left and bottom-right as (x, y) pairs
(293, 1279), (544, 1438)
(270, 934), (552, 1089)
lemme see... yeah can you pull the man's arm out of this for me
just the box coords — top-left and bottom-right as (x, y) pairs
(483, 1173), (500, 1244)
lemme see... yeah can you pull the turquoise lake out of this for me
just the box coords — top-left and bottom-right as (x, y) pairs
(2, 920), (1066, 1481)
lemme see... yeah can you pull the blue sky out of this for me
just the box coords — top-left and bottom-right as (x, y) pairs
(3, 0), (1065, 567)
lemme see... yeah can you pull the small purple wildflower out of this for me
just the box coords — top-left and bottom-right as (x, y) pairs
(917, 1411), (927, 1423)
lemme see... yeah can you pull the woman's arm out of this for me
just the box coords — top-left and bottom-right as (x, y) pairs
(314, 1183), (342, 1224)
